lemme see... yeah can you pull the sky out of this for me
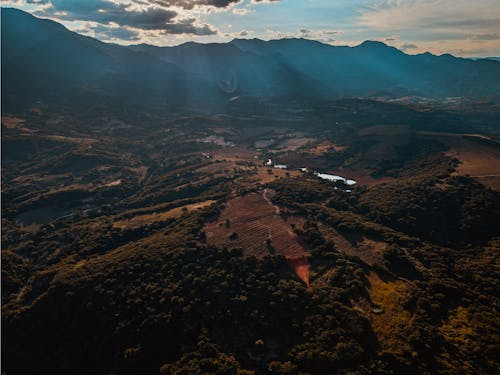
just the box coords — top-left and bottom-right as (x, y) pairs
(3, 0), (500, 57)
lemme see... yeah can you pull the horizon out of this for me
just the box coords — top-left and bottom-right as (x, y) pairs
(2, 0), (500, 58)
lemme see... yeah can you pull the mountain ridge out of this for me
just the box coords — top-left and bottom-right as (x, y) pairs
(2, 7), (500, 113)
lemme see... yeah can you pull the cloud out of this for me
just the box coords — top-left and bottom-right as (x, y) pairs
(137, 0), (279, 10)
(80, 23), (142, 41)
(322, 30), (341, 36)
(401, 43), (418, 51)
(32, 0), (216, 35)
(358, 0), (500, 32)
(36, 1), (176, 29)
(158, 18), (216, 35)
(357, 0), (500, 56)
(144, 0), (242, 10)
(250, 0), (280, 4)
(471, 33), (499, 41)
(22, 0), (282, 40)
(232, 8), (248, 15)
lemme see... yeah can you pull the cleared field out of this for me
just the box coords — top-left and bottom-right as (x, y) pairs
(348, 126), (500, 189)
(306, 140), (346, 155)
(338, 167), (394, 186)
(204, 191), (309, 286)
(272, 137), (315, 151)
(365, 271), (412, 354)
(444, 138), (500, 190)
(113, 200), (215, 229)
(406, 131), (500, 190)
(2, 116), (25, 127)
(2, 116), (33, 132)
(318, 224), (387, 265)
(205, 145), (304, 185)
(252, 166), (300, 184)
(211, 148), (258, 160)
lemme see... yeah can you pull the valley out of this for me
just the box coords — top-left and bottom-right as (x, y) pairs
(2, 99), (500, 374)
(2, 6), (500, 375)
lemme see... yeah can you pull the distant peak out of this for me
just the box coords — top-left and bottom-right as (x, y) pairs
(1, 7), (34, 17)
(230, 37), (316, 45)
(178, 41), (201, 47)
(231, 37), (264, 43)
(358, 40), (389, 48)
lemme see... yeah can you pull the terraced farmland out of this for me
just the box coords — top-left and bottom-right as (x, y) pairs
(204, 191), (309, 285)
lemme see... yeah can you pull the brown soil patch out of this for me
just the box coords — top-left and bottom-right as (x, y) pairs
(2, 116), (26, 127)
(204, 191), (309, 286)
(352, 127), (500, 188)
(104, 179), (122, 187)
(252, 166), (300, 184)
(212, 148), (258, 161)
(404, 131), (500, 190)
(446, 144), (500, 190)
(307, 140), (346, 155)
(2, 116), (37, 133)
(43, 135), (98, 145)
(273, 137), (316, 151)
(318, 224), (386, 265)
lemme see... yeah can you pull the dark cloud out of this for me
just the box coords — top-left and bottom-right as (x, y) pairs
(159, 19), (216, 35)
(143, 0), (279, 10)
(385, 37), (396, 41)
(90, 24), (141, 41)
(145, 0), (241, 10)
(35, 0), (216, 35)
(239, 30), (248, 36)
(36, 1), (177, 29)
(29, 0), (280, 39)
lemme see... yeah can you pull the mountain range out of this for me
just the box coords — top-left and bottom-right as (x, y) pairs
(2, 7), (500, 113)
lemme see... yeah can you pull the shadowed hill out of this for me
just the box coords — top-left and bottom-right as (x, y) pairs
(1, 8), (223, 112)
(131, 37), (500, 100)
(3, 7), (500, 112)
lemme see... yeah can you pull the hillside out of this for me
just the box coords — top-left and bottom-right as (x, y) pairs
(2, 99), (500, 373)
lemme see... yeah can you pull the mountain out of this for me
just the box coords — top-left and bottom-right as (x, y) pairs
(3, 7), (500, 113)
(1, 8), (222, 112)
(470, 57), (500, 62)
